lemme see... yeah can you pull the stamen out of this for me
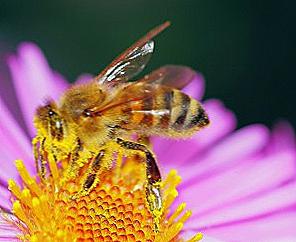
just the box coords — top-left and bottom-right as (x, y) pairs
(163, 222), (184, 241)
(12, 201), (33, 231)
(168, 202), (187, 225)
(178, 210), (192, 225)
(7, 142), (202, 241)
(15, 160), (42, 197)
(32, 197), (45, 221)
(20, 189), (33, 208)
(8, 179), (22, 199)
(188, 233), (203, 242)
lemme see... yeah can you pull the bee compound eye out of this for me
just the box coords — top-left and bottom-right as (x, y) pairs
(48, 110), (54, 117)
(83, 109), (92, 117)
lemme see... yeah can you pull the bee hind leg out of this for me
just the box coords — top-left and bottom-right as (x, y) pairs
(137, 135), (151, 148)
(116, 138), (162, 230)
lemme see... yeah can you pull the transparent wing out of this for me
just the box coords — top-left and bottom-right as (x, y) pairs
(98, 41), (154, 85)
(88, 66), (198, 117)
(95, 21), (170, 87)
(87, 82), (157, 115)
(142, 65), (197, 89)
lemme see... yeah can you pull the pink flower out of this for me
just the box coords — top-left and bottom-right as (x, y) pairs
(0, 43), (296, 241)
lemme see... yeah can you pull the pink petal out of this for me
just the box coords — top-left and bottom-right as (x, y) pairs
(190, 100), (236, 155)
(53, 71), (69, 91)
(185, 180), (296, 230)
(268, 121), (295, 153)
(182, 72), (205, 100)
(8, 42), (69, 137)
(0, 69), (27, 134)
(0, 213), (22, 241)
(180, 150), (296, 221)
(0, 152), (18, 184)
(0, 185), (11, 211)
(154, 99), (236, 167)
(177, 124), (269, 186)
(75, 73), (93, 84)
(181, 231), (223, 242)
(0, 98), (34, 179)
(195, 211), (296, 242)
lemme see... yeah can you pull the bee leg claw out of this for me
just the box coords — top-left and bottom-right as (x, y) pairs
(146, 182), (162, 231)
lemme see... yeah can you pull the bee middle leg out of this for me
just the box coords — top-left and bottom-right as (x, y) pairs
(116, 138), (163, 225)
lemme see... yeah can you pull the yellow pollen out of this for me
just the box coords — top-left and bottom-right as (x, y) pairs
(7, 147), (202, 241)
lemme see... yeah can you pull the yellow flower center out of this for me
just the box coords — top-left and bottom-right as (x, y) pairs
(7, 146), (202, 241)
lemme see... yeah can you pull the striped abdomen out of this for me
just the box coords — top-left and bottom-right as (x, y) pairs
(122, 86), (209, 137)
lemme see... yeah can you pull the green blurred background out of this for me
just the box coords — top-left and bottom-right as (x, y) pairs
(0, 0), (295, 128)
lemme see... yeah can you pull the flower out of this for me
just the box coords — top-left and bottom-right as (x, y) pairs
(0, 43), (296, 241)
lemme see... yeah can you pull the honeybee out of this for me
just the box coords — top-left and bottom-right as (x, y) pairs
(34, 21), (209, 225)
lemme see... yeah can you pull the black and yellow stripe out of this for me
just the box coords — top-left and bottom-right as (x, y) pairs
(120, 87), (209, 134)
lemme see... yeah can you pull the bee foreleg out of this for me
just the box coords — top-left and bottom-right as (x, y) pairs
(32, 137), (40, 175)
(33, 137), (47, 180)
(116, 138), (162, 229)
(73, 149), (106, 198)
(40, 138), (49, 179)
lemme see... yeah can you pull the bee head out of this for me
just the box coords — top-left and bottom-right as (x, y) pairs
(35, 101), (65, 141)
